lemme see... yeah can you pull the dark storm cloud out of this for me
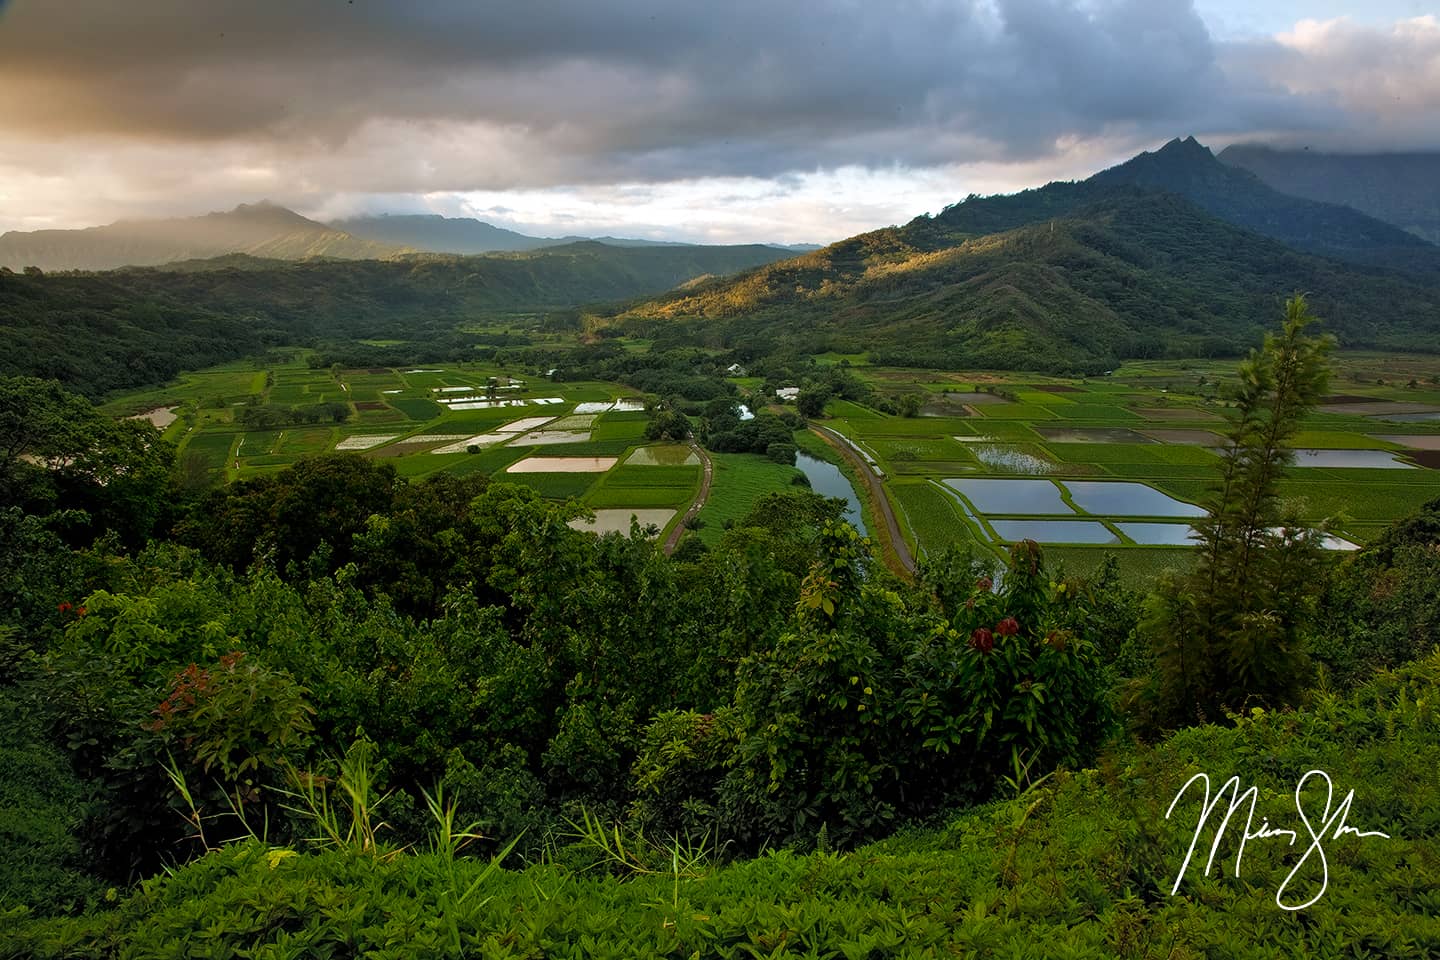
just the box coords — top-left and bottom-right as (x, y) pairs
(2, 0), (1440, 223)
(0, 0), (1393, 190)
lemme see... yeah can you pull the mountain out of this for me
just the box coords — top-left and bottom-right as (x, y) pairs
(333, 213), (821, 254)
(0, 203), (407, 272)
(607, 144), (1440, 372)
(1089, 137), (1440, 276)
(1218, 144), (1440, 245)
(0, 241), (798, 398)
(328, 214), (559, 254)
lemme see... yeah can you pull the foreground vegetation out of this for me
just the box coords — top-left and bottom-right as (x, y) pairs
(6, 649), (1437, 957)
(1, 304), (1437, 955)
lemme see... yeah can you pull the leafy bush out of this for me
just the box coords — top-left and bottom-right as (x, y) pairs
(6, 650), (1436, 957)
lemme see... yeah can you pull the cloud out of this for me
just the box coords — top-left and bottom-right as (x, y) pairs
(0, 1), (1435, 237)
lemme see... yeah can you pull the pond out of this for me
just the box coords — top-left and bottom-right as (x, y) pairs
(1034, 427), (1155, 444)
(496, 416), (557, 432)
(967, 444), (1055, 475)
(930, 391), (1009, 405)
(1375, 435), (1440, 450)
(1063, 481), (1207, 517)
(1117, 522), (1201, 545)
(626, 445), (701, 466)
(510, 430), (594, 446)
(943, 478), (1073, 515)
(795, 452), (868, 535)
(506, 456), (617, 473)
(128, 406), (178, 428)
(569, 508), (676, 536)
(989, 519), (1118, 544)
(1367, 411), (1440, 423)
(1290, 449), (1416, 469)
(1140, 428), (1224, 445)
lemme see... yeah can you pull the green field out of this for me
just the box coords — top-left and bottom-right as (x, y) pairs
(694, 452), (806, 546)
(115, 352), (1440, 572)
(827, 358), (1440, 574)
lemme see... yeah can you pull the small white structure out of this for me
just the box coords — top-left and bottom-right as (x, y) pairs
(737, 404), (755, 422)
(726, 363), (747, 376)
(775, 387), (800, 401)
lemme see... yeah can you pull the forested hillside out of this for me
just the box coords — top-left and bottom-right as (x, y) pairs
(0, 242), (795, 398)
(611, 188), (1440, 372)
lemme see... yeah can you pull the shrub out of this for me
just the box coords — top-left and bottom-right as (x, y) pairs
(765, 442), (797, 465)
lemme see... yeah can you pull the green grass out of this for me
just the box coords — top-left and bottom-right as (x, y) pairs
(591, 416), (649, 443)
(839, 416), (974, 437)
(433, 411), (521, 433)
(602, 465), (701, 488)
(276, 429), (334, 456)
(825, 399), (883, 418)
(1293, 431), (1403, 450)
(391, 397), (445, 421)
(1276, 479), (1440, 522)
(238, 431), (282, 456)
(973, 403), (1060, 420)
(445, 446), (529, 478)
(890, 481), (980, 559)
(1050, 403), (1140, 420)
(1044, 546), (1197, 583)
(1044, 443), (1182, 466)
(517, 438), (636, 457)
(586, 484), (693, 508)
(950, 420), (1042, 441)
(393, 452), (470, 478)
(180, 431), (236, 474)
(695, 453), (804, 546)
(506, 473), (600, 500)
(865, 437), (976, 464)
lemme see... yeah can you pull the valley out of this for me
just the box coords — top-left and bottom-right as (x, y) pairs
(6, 121), (1440, 954)
(101, 345), (1440, 586)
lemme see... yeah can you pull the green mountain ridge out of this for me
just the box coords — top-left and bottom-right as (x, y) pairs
(0, 242), (798, 397)
(611, 166), (1440, 372)
(332, 213), (822, 254)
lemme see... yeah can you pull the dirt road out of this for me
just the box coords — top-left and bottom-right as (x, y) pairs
(662, 439), (713, 554)
(809, 424), (916, 577)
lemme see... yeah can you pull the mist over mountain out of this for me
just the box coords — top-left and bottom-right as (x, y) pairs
(332, 213), (821, 254)
(0, 205), (819, 271)
(0, 202), (408, 272)
(328, 214), (559, 254)
(1219, 144), (1440, 246)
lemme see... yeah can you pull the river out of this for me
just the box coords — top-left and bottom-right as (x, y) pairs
(795, 451), (868, 536)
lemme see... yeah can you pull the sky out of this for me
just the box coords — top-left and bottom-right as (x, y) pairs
(0, 0), (1436, 244)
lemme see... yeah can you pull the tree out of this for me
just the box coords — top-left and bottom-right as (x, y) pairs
(1140, 296), (1334, 726)
(796, 388), (830, 419)
(644, 408), (691, 442)
(0, 377), (176, 546)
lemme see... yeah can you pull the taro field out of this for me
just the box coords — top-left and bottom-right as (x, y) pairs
(832, 355), (1440, 580)
(105, 355), (702, 543)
